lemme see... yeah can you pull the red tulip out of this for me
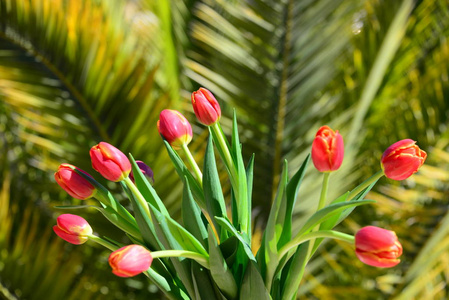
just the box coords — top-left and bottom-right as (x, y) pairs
(191, 88), (221, 126)
(157, 109), (193, 149)
(53, 214), (93, 245)
(311, 126), (344, 172)
(355, 226), (403, 268)
(381, 139), (426, 180)
(55, 164), (97, 200)
(129, 160), (154, 185)
(90, 142), (131, 182)
(109, 245), (153, 277)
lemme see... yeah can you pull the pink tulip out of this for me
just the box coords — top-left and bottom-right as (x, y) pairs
(55, 164), (96, 199)
(311, 126), (344, 172)
(53, 214), (92, 245)
(157, 109), (193, 149)
(90, 142), (131, 182)
(355, 226), (403, 268)
(109, 245), (153, 277)
(381, 139), (426, 180)
(191, 88), (221, 126)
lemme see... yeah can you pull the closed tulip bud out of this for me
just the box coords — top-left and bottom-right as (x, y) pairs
(381, 139), (427, 180)
(311, 126), (344, 172)
(355, 226), (403, 268)
(129, 160), (154, 185)
(157, 109), (193, 149)
(109, 245), (153, 277)
(53, 214), (93, 245)
(90, 142), (131, 182)
(191, 88), (221, 126)
(55, 164), (97, 199)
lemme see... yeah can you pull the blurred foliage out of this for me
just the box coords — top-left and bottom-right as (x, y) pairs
(0, 0), (449, 299)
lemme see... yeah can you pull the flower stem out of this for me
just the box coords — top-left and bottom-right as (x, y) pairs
(123, 177), (152, 221)
(278, 230), (354, 260)
(152, 250), (209, 269)
(317, 172), (331, 211)
(347, 170), (384, 202)
(88, 235), (119, 251)
(181, 143), (203, 186)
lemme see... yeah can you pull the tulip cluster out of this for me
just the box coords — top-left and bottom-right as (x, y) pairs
(51, 86), (427, 298)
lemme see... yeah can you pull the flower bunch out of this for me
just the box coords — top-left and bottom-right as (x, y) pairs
(52, 87), (426, 299)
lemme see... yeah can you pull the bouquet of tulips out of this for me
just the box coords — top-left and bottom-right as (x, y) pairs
(53, 88), (426, 299)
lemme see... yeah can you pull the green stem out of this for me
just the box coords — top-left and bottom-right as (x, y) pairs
(123, 177), (152, 221)
(88, 235), (119, 251)
(317, 172), (331, 211)
(152, 250), (209, 269)
(347, 170), (384, 202)
(278, 230), (354, 261)
(181, 143), (203, 186)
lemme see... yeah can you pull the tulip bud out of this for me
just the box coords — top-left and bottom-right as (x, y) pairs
(55, 164), (97, 200)
(90, 142), (131, 182)
(157, 109), (193, 149)
(129, 160), (154, 185)
(109, 245), (153, 277)
(355, 226), (403, 268)
(53, 214), (93, 245)
(191, 88), (221, 126)
(311, 126), (344, 172)
(381, 139), (427, 180)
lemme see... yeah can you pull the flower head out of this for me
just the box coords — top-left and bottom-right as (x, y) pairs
(355, 226), (403, 268)
(381, 139), (426, 180)
(191, 88), (221, 126)
(90, 142), (131, 182)
(311, 126), (344, 172)
(129, 160), (154, 185)
(55, 164), (97, 199)
(53, 214), (92, 245)
(109, 245), (153, 277)
(157, 109), (193, 149)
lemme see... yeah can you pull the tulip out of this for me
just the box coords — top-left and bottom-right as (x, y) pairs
(381, 139), (427, 180)
(355, 226), (403, 268)
(157, 109), (193, 149)
(109, 245), (153, 277)
(311, 126), (344, 172)
(55, 164), (97, 200)
(53, 214), (93, 245)
(191, 88), (221, 126)
(129, 160), (154, 185)
(90, 142), (131, 182)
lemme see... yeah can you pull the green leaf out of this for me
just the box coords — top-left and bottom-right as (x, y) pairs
(182, 177), (208, 250)
(230, 110), (250, 234)
(296, 199), (375, 237)
(191, 262), (223, 300)
(281, 242), (310, 300)
(203, 136), (227, 238)
(239, 260), (271, 300)
(245, 153), (255, 231)
(207, 226), (238, 300)
(163, 140), (205, 208)
(148, 203), (195, 298)
(335, 180), (379, 224)
(121, 181), (161, 250)
(279, 154), (311, 248)
(261, 160), (289, 290)
(215, 216), (255, 261)
(165, 216), (208, 257)
(146, 260), (191, 300)
(129, 154), (169, 216)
